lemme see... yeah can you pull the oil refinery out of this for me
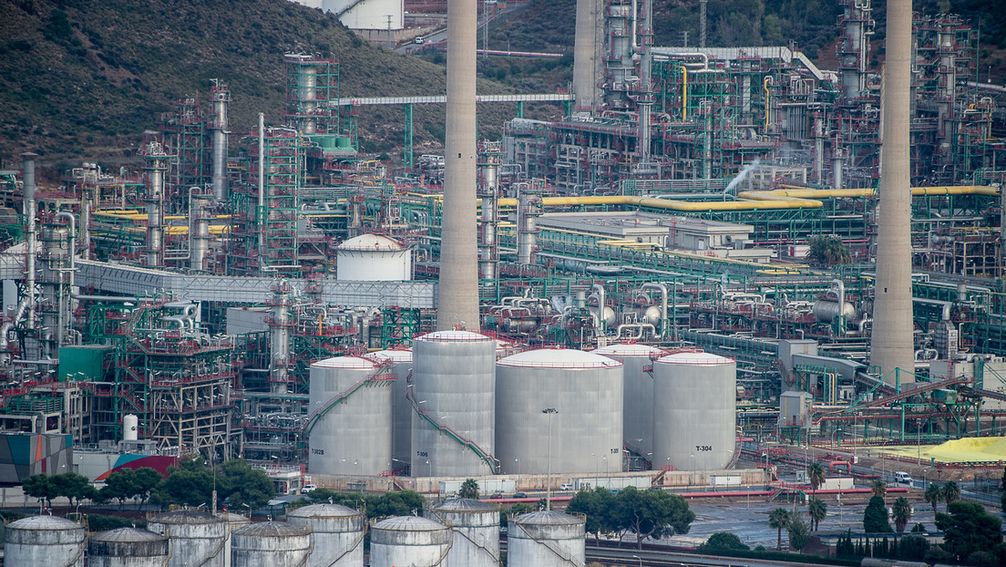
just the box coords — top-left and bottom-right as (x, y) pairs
(0, 0), (1005, 563)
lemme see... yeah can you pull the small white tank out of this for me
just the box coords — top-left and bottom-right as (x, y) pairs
(336, 234), (412, 281)
(123, 414), (139, 442)
(230, 522), (312, 567)
(5, 516), (85, 566)
(87, 528), (168, 567)
(287, 504), (365, 567)
(369, 516), (452, 567)
(431, 498), (500, 567)
(507, 511), (585, 567)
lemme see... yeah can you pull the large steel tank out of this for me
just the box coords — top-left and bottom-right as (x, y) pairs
(230, 521), (312, 567)
(411, 331), (496, 477)
(308, 356), (393, 476)
(4, 515), (85, 566)
(430, 498), (500, 567)
(652, 351), (737, 470)
(496, 349), (623, 474)
(87, 528), (168, 567)
(287, 503), (365, 567)
(366, 348), (414, 472)
(369, 516), (452, 567)
(507, 511), (585, 567)
(592, 343), (662, 456)
(220, 511), (250, 567)
(147, 510), (226, 567)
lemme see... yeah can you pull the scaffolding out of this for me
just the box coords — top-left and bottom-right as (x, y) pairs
(161, 95), (208, 213)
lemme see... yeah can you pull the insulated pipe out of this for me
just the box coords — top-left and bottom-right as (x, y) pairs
(870, 0), (915, 384)
(640, 282), (667, 338)
(436, 0), (480, 331)
(833, 278), (845, 335)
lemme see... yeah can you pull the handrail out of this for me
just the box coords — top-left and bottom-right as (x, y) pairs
(513, 520), (584, 567)
(405, 384), (499, 473)
(303, 372), (393, 438)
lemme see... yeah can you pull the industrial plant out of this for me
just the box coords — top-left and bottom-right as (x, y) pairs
(0, 0), (1005, 562)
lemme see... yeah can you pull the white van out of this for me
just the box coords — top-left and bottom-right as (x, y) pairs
(894, 471), (913, 485)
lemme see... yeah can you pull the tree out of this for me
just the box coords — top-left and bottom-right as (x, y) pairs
(567, 487), (615, 546)
(217, 459), (276, 511)
(156, 460), (213, 508)
(131, 467), (163, 506)
(864, 496), (893, 533)
(967, 551), (998, 567)
(807, 462), (825, 493)
(897, 535), (930, 561)
(50, 472), (94, 507)
(808, 235), (851, 267)
(807, 497), (827, 531)
(941, 481), (961, 505)
(611, 487), (694, 549)
(458, 478), (479, 499)
(101, 469), (138, 506)
(892, 497), (912, 534)
(870, 478), (887, 500)
(22, 475), (57, 508)
(787, 516), (811, 551)
(934, 501), (1003, 560)
(699, 532), (749, 553)
(768, 508), (791, 550)
(925, 482), (943, 513)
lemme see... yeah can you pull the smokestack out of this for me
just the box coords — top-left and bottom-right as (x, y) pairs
(21, 153), (37, 328)
(869, 0), (915, 385)
(573, 0), (602, 112)
(436, 0), (480, 331)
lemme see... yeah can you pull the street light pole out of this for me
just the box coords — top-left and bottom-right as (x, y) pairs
(543, 407), (558, 511)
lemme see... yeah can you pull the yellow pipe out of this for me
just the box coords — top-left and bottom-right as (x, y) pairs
(777, 185), (998, 197)
(763, 76), (772, 131)
(682, 66), (688, 122)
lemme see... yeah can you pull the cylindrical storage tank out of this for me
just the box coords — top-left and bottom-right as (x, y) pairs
(220, 512), (251, 567)
(431, 498), (500, 567)
(147, 510), (226, 567)
(5, 516), (85, 566)
(308, 356), (392, 476)
(367, 349), (414, 472)
(230, 522), (311, 567)
(87, 528), (168, 567)
(496, 349), (622, 474)
(812, 300), (857, 323)
(336, 234), (412, 281)
(653, 351), (737, 470)
(123, 414), (139, 442)
(369, 516), (452, 567)
(411, 331), (495, 477)
(507, 511), (585, 567)
(592, 343), (662, 456)
(287, 504), (365, 567)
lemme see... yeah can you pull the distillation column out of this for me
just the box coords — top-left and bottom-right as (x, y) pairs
(190, 193), (211, 272)
(143, 139), (168, 268)
(573, 0), (603, 111)
(869, 0), (915, 384)
(270, 280), (293, 394)
(477, 143), (500, 282)
(637, 0), (654, 165)
(436, 0), (480, 331)
(209, 80), (230, 202)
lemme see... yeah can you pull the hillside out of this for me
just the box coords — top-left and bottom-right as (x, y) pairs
(0, 0), (518, 167)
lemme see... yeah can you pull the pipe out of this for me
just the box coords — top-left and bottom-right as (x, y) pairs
(640, 282), (667, 338)
(22, 153), (37, 329)
(681, 66), (688, 121)
(257, 113), (266, 269)
(763, 76), (773, 131)
(636, 0), (653, 163)
(616, 323), (656, 340)
(833, 279), (845, 335)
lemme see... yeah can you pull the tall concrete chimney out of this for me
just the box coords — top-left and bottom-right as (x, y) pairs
(436, 0), (480, 331)
(573, 0), (602, 112)
(869, 0), (915, 385)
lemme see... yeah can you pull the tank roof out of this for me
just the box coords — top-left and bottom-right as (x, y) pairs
(592, 343), (663, 356)
(373, 516), (447, 531)
(433, 498), (497, 512)
(9, 515), (83, 530)
(312, 356), (375, 369)
(337, 233), (404, 252)
(513, 511), (584, 526)
(288, 503), (362, 519)
(148, 510), (223, 525)
(91, 528), (165, 543)
(367, 349), (413, 362)
(655, 351), (733, 366)
(233, 521), (310, 537)
(498, 348), (622, 368)
(415, 330), (491, 343)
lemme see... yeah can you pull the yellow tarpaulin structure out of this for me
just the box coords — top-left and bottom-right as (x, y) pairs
(878, 437), (1006, 463)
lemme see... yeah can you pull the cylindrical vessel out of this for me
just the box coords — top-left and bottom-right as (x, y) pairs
(4, 516), (85, 567)
(431, 499), (500, 567)
(220, 512), (251, 567)
(336, 234), (412, 281)
(147, 510), (226, 567)
(308, 356), (392, 476)
(507, 511), (585, 567)
(496, 349), (622, 474)
(367, 349), (414, 472)
(653, 351), (737, 470)
(591, 343), (662, 456)
(411, 331), (496, 477)
(369, 516), (452, 567)
(123, 413), (139, 442)
(87, 528), (168, 567)
(230, 522), (312, 567)
(287, 504), (365, 567)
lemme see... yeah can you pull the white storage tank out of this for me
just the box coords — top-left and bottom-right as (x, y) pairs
(366, 348), (414, 472)
(431, 498), (500, 567)
(592, 343), (662, 456)
(336, 234), (411, 281)
(220, 511), (251, 567)
(369, 516), (452, 567)
(496, 349), (623, 474)
(308, 356), (393, 476)
(87, 528), (168, 567)
(507, 511), (585, 567)
(4, 516), (85, 566)
(123, 414), (139, 442)
(653, 351), (737, 470)
(147, 510), (226, 567)
(412, 331), (496, 477)
(230, 522), (312, 567)
(287, 503), (365, 567)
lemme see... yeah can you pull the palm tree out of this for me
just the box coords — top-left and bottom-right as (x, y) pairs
(808, 497), (827, 531)
(769, 508), (791, 550)
(808, 462), (826, 493)
(942, 481), (960, 505)
(870, 479), (887, 500)
(924, 482), (942, 513)
(892, 497), (912, 534)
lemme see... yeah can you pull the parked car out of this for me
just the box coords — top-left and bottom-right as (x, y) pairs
(512, 492), (528, 499)
(894, 471), (913, 485)
(559, 483), (574, 491)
